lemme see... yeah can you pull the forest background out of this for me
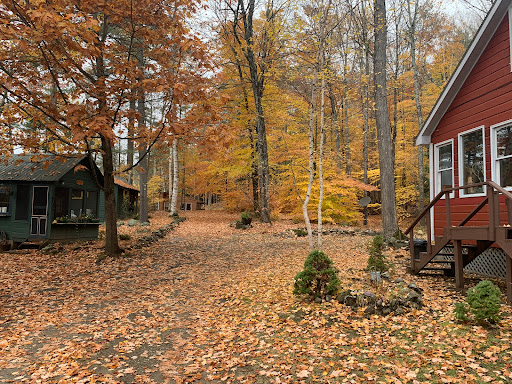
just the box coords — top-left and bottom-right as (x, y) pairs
(0, 0), (493, 251)
(143, 0), (487, 225)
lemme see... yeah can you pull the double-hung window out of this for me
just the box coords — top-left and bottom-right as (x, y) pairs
(435, 140), (453, 196)
(492, 124), (512, 189)
(459, 127), (485, 196)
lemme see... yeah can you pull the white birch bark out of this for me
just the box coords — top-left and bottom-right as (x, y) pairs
(170, 139), (179, 216)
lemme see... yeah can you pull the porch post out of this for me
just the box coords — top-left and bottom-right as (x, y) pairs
(454, 240), (464, 291)
(409, 230), (415, 274)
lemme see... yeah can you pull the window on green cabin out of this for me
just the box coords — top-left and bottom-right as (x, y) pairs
(0, 186), (10, 214)
(15, 185), (30, 220)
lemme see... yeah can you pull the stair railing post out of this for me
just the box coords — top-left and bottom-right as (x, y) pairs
(488, 185), (496, 239)
(454, 239), (464, 291)
(426, 209), (432, 254)
(409, 230), (415, 273)
(445, 191), (451, 228)
(507, 198), (512, 227)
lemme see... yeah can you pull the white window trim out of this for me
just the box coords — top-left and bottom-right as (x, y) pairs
(509, 6), (512, 72)
(458, 126), (486, 198)
(434, 139), (455, 199)
(491, 119), (512, 191)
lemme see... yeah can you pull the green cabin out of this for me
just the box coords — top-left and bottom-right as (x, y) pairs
(0, 154), (104, 247)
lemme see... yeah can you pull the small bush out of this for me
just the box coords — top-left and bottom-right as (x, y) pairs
(241, 212), (251, 220)
(366, 235), (390, 273)
(292, 228), (308, 237)
(294, 250), (341, 300)
(119, 233), (131, 240)
(454, 280), (502, 324)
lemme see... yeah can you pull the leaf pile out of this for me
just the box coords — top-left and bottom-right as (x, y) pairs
(1, 211), (511, 383)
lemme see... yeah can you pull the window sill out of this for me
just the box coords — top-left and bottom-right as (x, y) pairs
(459, 192), (486, 198)
(0, 213), (11, 217)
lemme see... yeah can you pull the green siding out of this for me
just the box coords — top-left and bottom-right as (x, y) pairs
(50, 223), (100, 241)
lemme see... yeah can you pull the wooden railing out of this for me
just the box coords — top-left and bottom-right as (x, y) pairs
(404, 181), (512, 269)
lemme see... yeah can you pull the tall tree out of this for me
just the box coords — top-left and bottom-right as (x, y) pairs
(374, 0), (398, 237)
(0, 0), (212, 255)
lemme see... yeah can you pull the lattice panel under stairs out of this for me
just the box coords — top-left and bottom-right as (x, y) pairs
(440, 246), (506, 279)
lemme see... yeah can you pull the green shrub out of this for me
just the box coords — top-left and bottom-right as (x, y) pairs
(119, 233), (131, 240)
(292, 228), (308, 237)
(454, 280), (502, 324)
(241, 212), (251, 220)
(293, 250), (341, 300)
(366, 235), (390, 273)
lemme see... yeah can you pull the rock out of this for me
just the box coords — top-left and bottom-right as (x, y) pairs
(314, 297), (322, 304)
(144, 235), (153, 242)
(345, 295), (357, 307)
(127, 219), (138, 226)
(336, 291), (350, 304)
(408, 283), (423, 293)
(382, 306), (391, 316)
(325, 295), (332, 302)
(394, 278), (405, 284)
(394, 307), (405, 315)
(235, 221), (251, 230)
(364, 304), (376, 316)
(117, 221), (124, 227)
(406, 291), (422, 303)
(381, 272), (390, 280)
(363, 291), (376, 304)
(140, 221), (150, 227)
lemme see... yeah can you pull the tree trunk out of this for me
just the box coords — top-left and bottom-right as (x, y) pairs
(127, 96), (135, 185)
(240, 0), (271, 223)
(304, 80), (316, 250)
(96, 16), (120, 256)
(374, 0), (398, 238)
(137, 46), (149, 223)
(168, 143), (173, 211)
(101, 135), (121, 256)
(317, 64), (326, 250)
(407, 0), (425, 214)
(170, 138), (179, 216)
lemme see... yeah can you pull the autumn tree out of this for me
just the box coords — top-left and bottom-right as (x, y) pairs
(374, 0), (398, 238)
(0, 0), (212, 256)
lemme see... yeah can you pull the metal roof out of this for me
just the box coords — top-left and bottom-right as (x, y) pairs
(114, 177), (139, 192)
(0, 154), (87, 182)
(417, 0), (512, 145)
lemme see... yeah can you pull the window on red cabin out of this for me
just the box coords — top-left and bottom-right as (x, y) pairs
(459, 128), (485, 196)
(495, 125), (512, 188)
(435, 141), (453, 196)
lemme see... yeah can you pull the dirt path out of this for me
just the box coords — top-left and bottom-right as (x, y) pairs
(0, 211), (324, 383)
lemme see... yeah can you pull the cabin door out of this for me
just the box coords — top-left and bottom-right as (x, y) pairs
(30, 186), (49, 237)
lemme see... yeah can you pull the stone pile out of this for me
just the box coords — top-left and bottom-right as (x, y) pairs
(335, 280), (423, 317)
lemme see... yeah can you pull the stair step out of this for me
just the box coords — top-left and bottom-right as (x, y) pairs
(422, 266), (452, 271)
(430, 259), (455, 264)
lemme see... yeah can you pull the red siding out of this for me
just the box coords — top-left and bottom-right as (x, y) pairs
(431, 14), (512, 236)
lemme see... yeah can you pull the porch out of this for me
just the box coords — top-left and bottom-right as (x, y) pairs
(405, 181), (512, 302)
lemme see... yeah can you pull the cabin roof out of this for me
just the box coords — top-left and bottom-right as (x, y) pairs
(114, 177), (139, 192)
(0, 154), (89, 182)
(417, 0), (512, 145)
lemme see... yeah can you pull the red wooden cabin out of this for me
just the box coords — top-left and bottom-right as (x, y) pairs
(406, 0), (512, 302)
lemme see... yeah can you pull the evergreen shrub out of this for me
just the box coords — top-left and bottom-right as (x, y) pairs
(294, 250), (341, 300)
(454, 280), (502, 324)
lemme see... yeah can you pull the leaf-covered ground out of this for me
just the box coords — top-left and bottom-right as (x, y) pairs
(1, 211), (511, 383)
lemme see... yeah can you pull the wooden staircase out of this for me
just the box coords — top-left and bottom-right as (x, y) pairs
(405, 181), (512, 303)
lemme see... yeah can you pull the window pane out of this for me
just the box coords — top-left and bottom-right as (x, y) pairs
(496, 126), (512, 158)
(0, 187), (9, 213)
(461, 130), (484, 194)
(438, 144), (452, 170)
(500, 157), (512, 188)
(15, 185), (30, 220)
(440, 169), (452, 190)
